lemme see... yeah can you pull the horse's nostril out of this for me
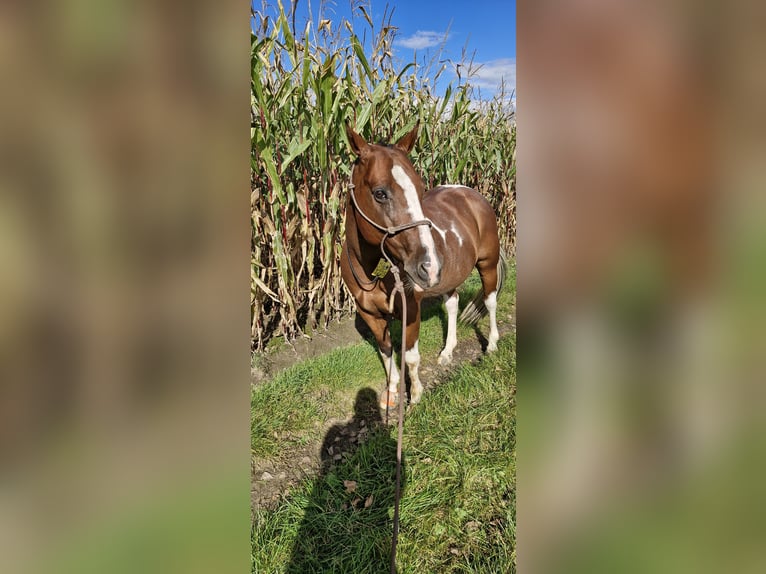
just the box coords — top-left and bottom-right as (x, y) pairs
(417, 261), (431, 282)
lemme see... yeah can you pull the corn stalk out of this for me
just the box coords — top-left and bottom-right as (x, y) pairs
(251, 0), (515, 350)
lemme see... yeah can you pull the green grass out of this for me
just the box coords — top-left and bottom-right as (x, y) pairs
(252, 343), (383, 458)
(252, 265), (515, 459)
(396, 335), (515, 573)
(252, 264), (516, 573)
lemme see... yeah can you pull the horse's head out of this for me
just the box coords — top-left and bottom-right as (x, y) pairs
(345, 121), (441, 291)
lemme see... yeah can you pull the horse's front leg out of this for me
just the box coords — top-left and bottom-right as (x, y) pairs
(359, 308), (401, 409)
(378, 321), (401, 407)
(404, 300), (424, 404)
(438, 291), (459, 365)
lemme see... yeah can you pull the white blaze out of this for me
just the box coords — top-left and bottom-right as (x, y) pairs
(391, 164), (439, 284)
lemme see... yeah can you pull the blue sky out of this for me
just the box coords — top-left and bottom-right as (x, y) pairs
(253, 0), (515, 100)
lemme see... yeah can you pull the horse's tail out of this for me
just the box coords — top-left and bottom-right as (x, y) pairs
(458, 250), (508, 326)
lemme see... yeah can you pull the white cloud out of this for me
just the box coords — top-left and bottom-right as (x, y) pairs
(395, 30), (449, 50)
(466, 58), (516, 96)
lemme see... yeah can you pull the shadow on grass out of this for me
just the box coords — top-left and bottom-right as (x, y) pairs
(473, 324), (489, 352)
(287, 388), (406, 574)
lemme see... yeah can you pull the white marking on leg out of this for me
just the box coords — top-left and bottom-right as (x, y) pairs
(438, 292), (459, 365)
(405, 340), (424, 403)
(391, 165), (439, 284)
(485, 290), (499, 352)
(379, 348), (400, 392)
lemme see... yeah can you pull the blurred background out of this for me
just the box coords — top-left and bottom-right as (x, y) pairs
(518, 0), (766, 572)
(0, 1), (250, 573)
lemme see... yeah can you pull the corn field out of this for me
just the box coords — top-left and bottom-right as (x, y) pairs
(251, 0), (516, 351)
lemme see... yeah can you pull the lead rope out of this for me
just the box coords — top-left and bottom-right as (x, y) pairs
(388, 264), (406, 574)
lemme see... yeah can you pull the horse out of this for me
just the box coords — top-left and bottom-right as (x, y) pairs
(341, 121), (507, 409)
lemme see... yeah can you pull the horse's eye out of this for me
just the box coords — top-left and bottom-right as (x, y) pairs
(373, 188), (388, 203)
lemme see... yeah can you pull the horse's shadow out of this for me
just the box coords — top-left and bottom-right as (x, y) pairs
(472, 324), (490, 352)
(286, 388), (406, 573)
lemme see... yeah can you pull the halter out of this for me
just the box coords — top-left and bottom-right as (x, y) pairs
(346, 183), (433, 288)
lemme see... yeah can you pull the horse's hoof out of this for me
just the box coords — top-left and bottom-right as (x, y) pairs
(486, 341), (498, 353)
(409, 382), (424, 404)
(379, 389), (399, 409)
(437, 352), (452, 366)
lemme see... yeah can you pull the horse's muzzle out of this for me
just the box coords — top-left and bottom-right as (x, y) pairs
(412, 256), (441, 289)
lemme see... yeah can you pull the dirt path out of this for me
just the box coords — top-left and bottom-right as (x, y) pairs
(251, 302), (516, 510)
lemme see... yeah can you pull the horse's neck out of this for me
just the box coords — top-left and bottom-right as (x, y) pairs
(346, 208), (380, 271)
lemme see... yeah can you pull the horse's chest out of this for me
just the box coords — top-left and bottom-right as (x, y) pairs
(355, 285), (394, 318)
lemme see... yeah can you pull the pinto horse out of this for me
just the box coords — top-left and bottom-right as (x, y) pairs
(341, 122), (506, 408)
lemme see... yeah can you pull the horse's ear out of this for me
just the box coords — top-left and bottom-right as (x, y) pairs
(345, 121), (369, 157)
(394, 121), (419, 154)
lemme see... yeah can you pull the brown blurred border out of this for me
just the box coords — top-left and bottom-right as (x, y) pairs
(0, 2), (251, 573)
(518, 1), (766, 572)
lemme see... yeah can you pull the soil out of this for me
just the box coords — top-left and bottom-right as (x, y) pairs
(251, 299), (516, 511)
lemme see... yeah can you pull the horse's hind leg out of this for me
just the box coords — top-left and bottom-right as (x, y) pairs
(485, 290), (499, 352)
(438, 291), (459, 365)
(477, 256), (501, 353)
